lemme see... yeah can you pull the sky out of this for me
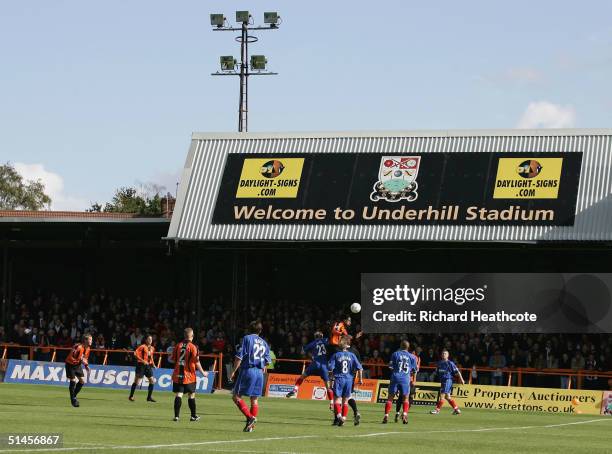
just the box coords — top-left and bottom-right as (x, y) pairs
(1, 1), (611, 210)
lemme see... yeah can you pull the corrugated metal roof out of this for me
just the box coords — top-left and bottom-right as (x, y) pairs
(0, 210), (170, 224)
(167, 129), (612, 242)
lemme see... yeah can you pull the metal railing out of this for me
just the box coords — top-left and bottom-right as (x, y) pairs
(2, 343), (611, 391)
(268, 358), (612, 390)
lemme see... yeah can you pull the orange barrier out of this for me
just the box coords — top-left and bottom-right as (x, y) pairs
(0, 344), (223, 390)
(270, 358), (612, 390)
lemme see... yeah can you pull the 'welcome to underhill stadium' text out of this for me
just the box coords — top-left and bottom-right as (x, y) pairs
(233, 204), (555, 222)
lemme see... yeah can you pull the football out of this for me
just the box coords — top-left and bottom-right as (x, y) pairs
(350, 302), (361, 313)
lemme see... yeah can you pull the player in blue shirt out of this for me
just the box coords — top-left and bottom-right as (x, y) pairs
(286, 331), (334, 407)
(382, 340), (418, 424)
(328, 336), (363, 427)
(230, 321), (271, 432)
(431, 349), (465, 415)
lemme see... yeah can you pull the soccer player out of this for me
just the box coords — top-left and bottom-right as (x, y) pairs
(383, 340), (418, 424)
(230, 321), (271, 432)
(407, 346), (421, 406)
(346, 338), (363, 425)
(65, 333), (92, 407)
(329, 336), (363, 427)
(393, 345), (421, 420)
(171, 328), (206, 422)
(431, 349), (465, 415)
(129, 334), (157, 402)
(329, 316), (351, 355)
(285, 331), (334, 407)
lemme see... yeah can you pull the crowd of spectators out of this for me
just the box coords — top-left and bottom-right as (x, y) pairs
(3, 291), (611, 390)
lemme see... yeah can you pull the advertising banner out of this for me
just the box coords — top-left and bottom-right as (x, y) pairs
(451, 383), (604, 415)
(361, 273), (612, 333)
(265, 373), (378, 402)
(376, 380), (440, 405)
(265, 373), (299, 398)
(212, 152), (582, 226)
(3, 360), (215, 393)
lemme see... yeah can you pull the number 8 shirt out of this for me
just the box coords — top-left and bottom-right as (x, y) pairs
(328, 351), (362, 398)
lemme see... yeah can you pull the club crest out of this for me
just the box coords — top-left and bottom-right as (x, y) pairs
(370, 156), (420, 202)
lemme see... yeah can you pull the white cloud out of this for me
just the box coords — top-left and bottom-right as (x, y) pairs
(516, 101), (576, 129)
(13, 163), (88, 211)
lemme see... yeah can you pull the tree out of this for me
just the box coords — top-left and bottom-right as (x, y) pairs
(88, 184), (164, 216)
(0, 162), (52, 210)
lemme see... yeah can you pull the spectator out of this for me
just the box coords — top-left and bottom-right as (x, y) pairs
(130, 328), (143, 350)
(583, 354), (599, 390)
(571, 351), (585, 371)
(36, 329), (53, 361)
(6, 289), (612, 391)
(559, 352), (572, 389)
(199, 335), (212, 355)
(489, 350), (507, 386)
(368, 350), (385, 379)
(165, 340), (176, 368)
(212, 335), (226, 353)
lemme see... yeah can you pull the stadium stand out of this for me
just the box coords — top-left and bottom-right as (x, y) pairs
(4, 290), (611, 390)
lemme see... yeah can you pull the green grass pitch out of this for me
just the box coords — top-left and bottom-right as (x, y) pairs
(0, 384), (610, 453)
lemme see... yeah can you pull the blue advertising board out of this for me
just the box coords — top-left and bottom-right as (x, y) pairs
(3, 360), (216, 393)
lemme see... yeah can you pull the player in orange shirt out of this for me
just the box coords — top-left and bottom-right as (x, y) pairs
(171, 327), (206, 422)
(129, 334), (157, 402)
(65, 333), (92, 407)
(329, 317), (350, 353)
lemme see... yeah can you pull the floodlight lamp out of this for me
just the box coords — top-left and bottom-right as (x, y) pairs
(236, 10), (250, 24)
(264, 12), (280, 27)
(220, 56), (237, 71)
(210, 13), (225, 28)
(250, 55), (267, 70)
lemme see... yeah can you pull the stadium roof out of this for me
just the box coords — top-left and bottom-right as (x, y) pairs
(168, 129), (612, 243)
(0, 210), (170, 224)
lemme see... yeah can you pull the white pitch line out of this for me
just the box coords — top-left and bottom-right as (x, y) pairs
(0, 419), (609, 453)
(0, 435), (317, 453)
(165, 449), (304, 454)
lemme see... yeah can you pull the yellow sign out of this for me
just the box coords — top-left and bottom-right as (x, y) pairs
(236, 158), (305, 198)
(376, 381), (604, 415)
(376, 380), (440, 404)
(493, 157), (563, 199)
(452, 383), (603, 415)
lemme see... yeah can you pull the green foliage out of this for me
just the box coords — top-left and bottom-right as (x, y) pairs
(0, 162), (52, 210)
(89, 185), (164, 216)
